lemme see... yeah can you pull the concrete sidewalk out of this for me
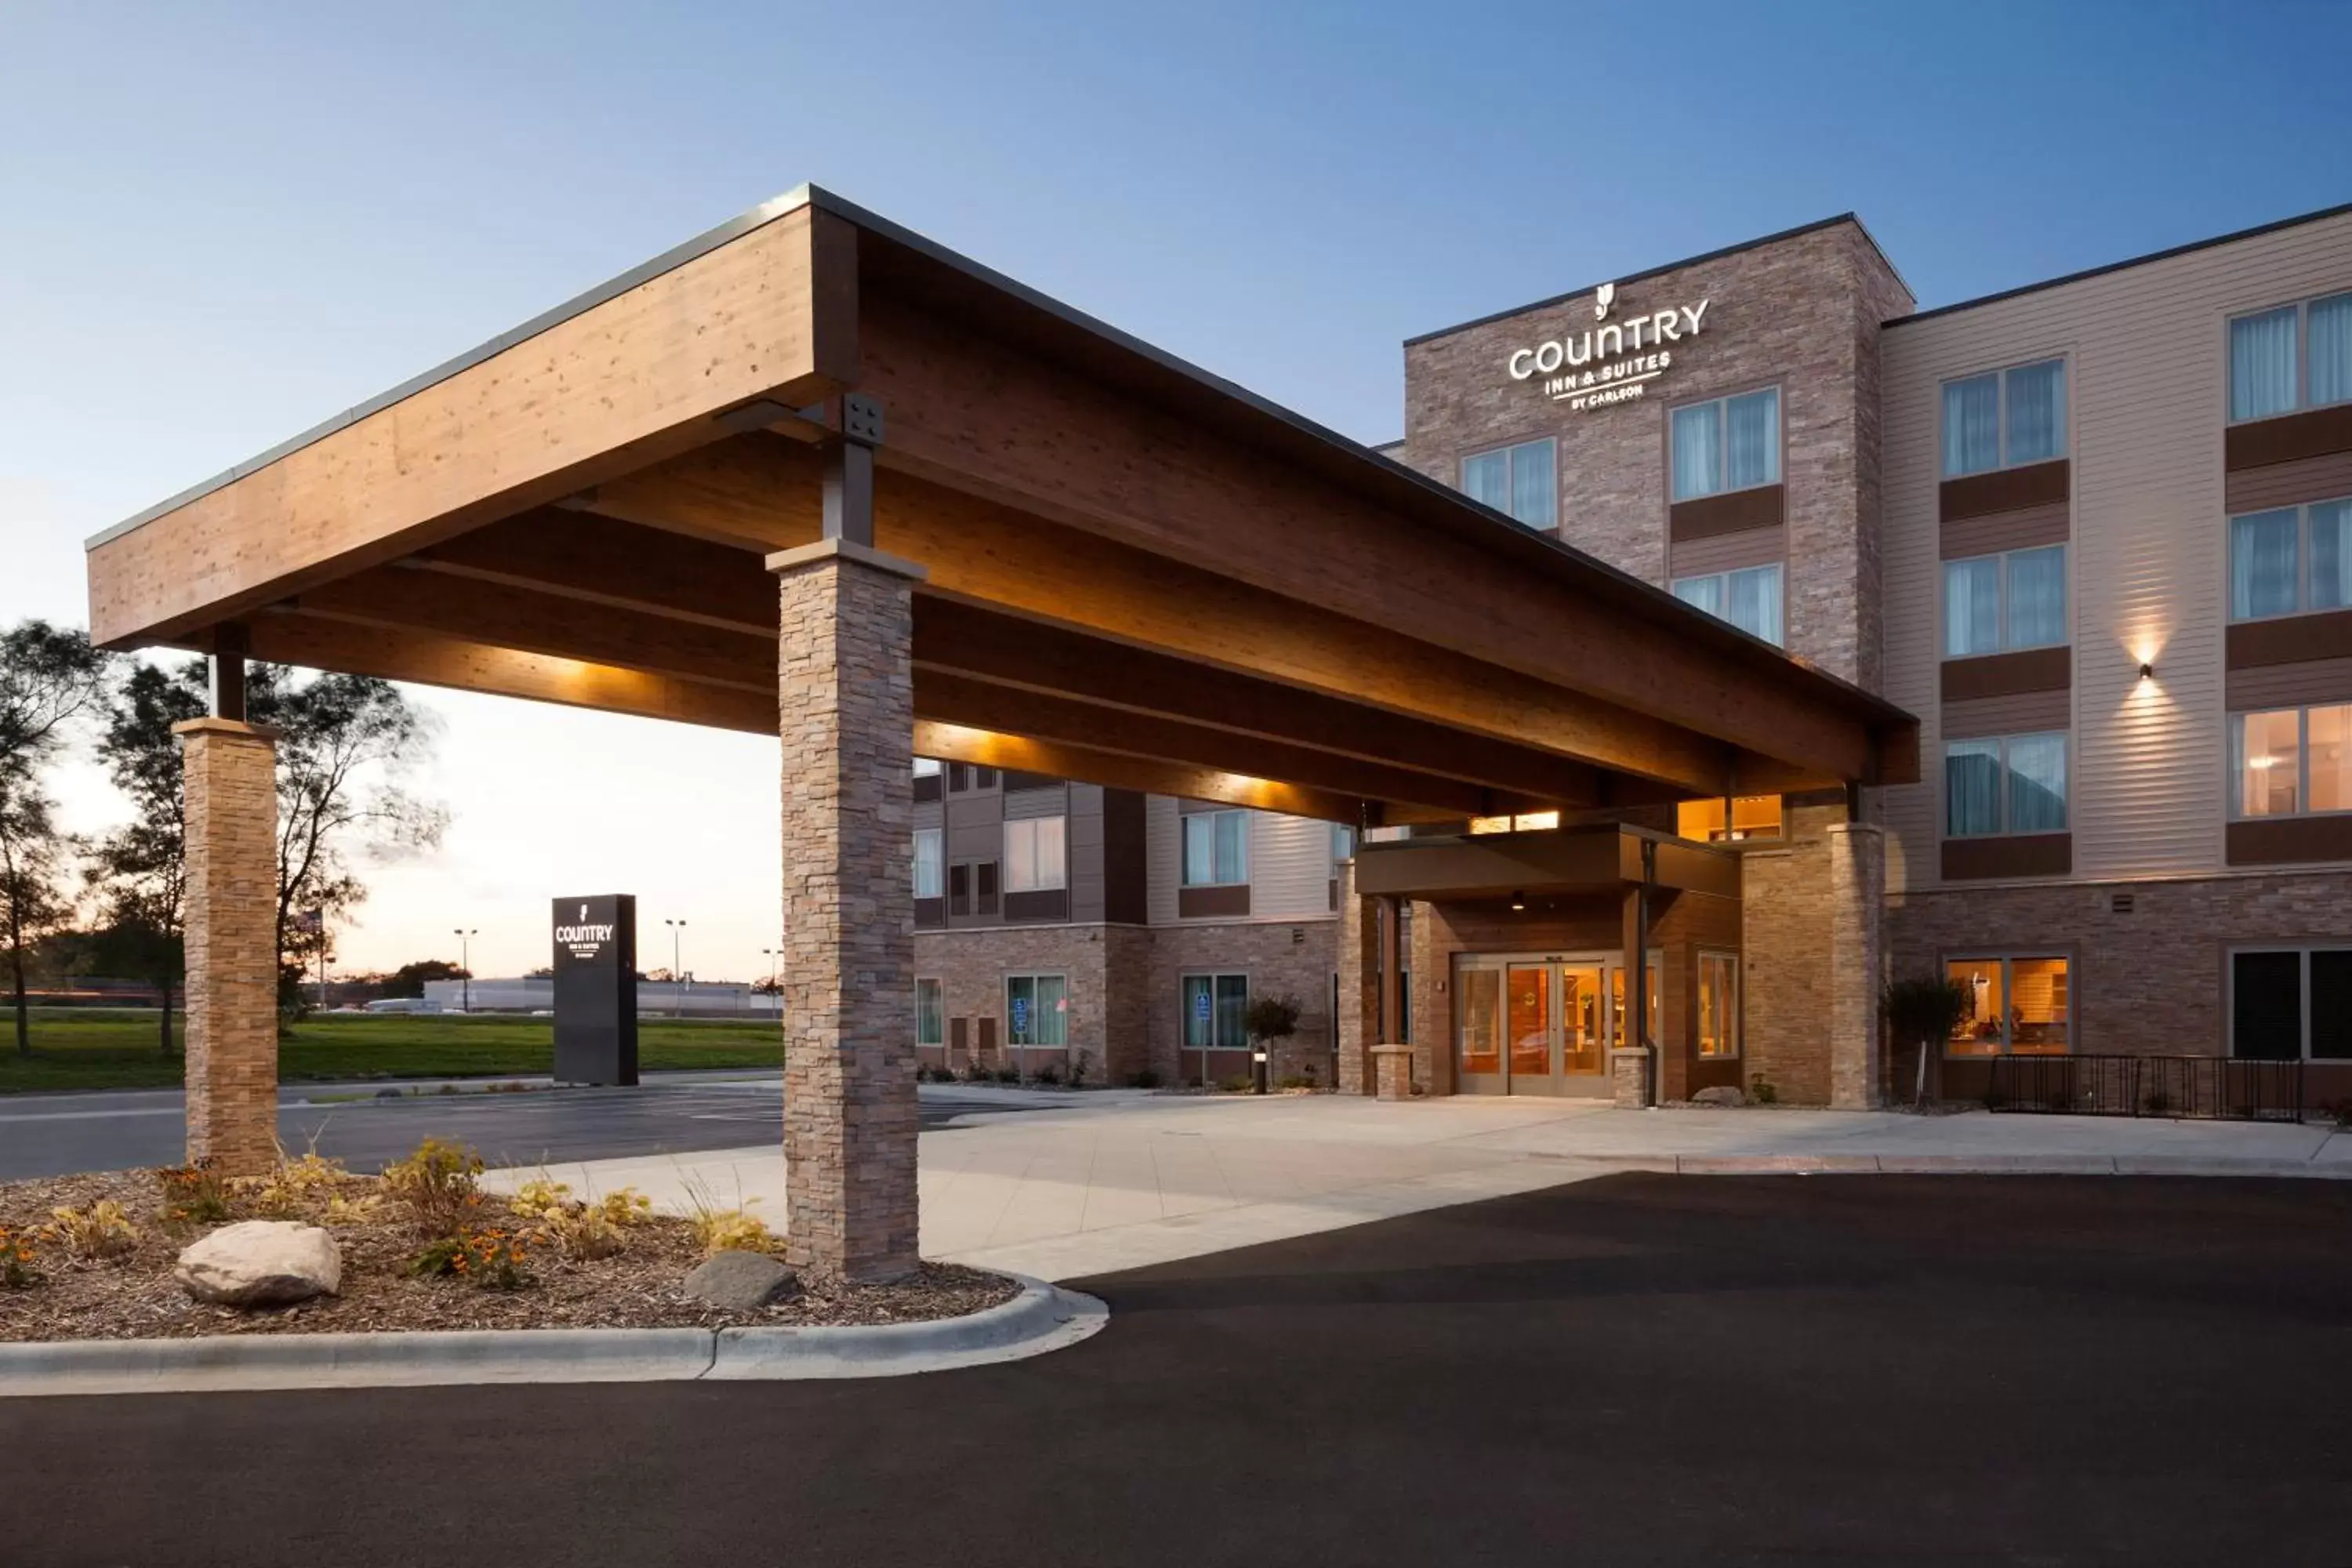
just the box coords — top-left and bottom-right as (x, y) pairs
(486, 1092), (2351, 1283)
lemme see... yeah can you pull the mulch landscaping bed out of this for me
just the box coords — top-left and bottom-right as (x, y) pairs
(0, 1167), (1014, 1342)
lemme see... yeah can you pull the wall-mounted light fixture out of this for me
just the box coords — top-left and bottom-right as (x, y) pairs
(2139, 662), (2154, 681)
(1508, 891), (1526, 912)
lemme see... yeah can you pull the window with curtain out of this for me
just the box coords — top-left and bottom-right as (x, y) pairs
(1461, 437), (1557, 528)
(2231, 303), (2301, 422)
(1181, 974), (1250, 1057)
(1670, 388), (1779, 500)
(1181, 808), (1249, 886)
(2232, 704), (2352, 818)
(1942, 546), (2066, 655)
(1940, 360), (2066, 476)
(2230, 498), (2352, 619)
(1946, 733), (2067, 836)
(913, 829), (944, 898)
(2314, 294), (2352, 409)
(1002, 815), (1066, 892)
(1005, 973), (1068, 1047)
(1671, 563), (1784, 646)
(916, 978), (943, 1047)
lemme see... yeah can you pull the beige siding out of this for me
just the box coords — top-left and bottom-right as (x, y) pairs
(1144, 794), (1181, 925)
(1249, 812), (1337, 920)
(1881, 210), (2352, 892)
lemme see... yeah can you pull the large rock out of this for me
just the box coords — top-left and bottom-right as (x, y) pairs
(684, 1250), (799, 1311)
(1690, 1085), (1747, 1108)
(175, 1221), (342, 1307)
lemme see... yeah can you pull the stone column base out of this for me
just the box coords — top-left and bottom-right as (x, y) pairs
(1610, 1047), (1652, 1109)
(1370, 1045), (1414, 1102)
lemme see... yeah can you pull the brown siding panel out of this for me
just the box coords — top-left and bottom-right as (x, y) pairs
(1941, 646), (2073, 702)
(1668, 524), (1784, 579)
(1940, 500), (2071, 559)
(2226, 656), (2352, 711)
(2223, 450), (2352, 514)
(1939, 459), (2069, 522)
(2224, 404), (2352, 472)
(913, 772), (942, 804)
(2227, 816), (2352, 866)
(1177, 884), (1251, 919)
(1942, 688), (2072, 739)
(914, 896), (946, 930)
(2227, 608), (2352, 670)
(1101, 789), (1149, 926)
(1668, 484), (1784, 542)
(1002, 888), (1069, 923)
(1940, 834), (2072, 880)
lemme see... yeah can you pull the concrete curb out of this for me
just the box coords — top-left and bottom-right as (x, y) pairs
(0, 1275), (1105, 1398)
(1525, 1152), (2352, 1179)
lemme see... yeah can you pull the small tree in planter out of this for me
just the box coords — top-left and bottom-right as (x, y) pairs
(1882, 976), (1972, 1109)
(1242, 994), (1303, 1095)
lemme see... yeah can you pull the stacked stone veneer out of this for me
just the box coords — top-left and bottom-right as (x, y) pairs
(176, 718), (281, 1175)
(773, 543), (920, 1283)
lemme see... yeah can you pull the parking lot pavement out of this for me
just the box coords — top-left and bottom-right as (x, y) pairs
(6, 1174), (2349, 1567)
(0, 1079), (1060, 1181)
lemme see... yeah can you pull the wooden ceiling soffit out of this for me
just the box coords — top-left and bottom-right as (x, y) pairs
(86, 203), (859, 649)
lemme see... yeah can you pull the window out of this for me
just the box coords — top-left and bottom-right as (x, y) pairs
(1461, 437), (1557, 528)
(913, 757), (942, 778)
(1181, 809), (1248, 886)
(1004, 974), (1067, 1047)
(1944, 545), (2067, 656)
(1945, 956), (2071, 1057)
(1945, 732), (2068, 837)
(2230, 498), (2352, 621)
(2231, 292), (2352, 422)
(913, 829), (944, 898)
(1941, 359), (2067, 476)
(1468, 811), (1561, 834)
(1671, 387), (1780, 501)
(2232, 948), (2352, 1060)
(2230, 704), (2352, 818)
(1002, 815), (1066, 892)
(1697, 953), (1740, 1058)
(1676, 795), (1784, 844)
(916, 978), (943, 1047)
(1329, 823), (1355, 864)
(1181, 973), (1250, 1058)
(1671, 562), (1784, 645)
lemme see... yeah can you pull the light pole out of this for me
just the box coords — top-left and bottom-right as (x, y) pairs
(452, 928), (477, 1013)
(665, 919), (687, 1018)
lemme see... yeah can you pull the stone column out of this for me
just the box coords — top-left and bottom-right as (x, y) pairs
(1827, 821), (1886, 1110)
(175, 717), (281, 1174)
(770, 539), (924, 1283)
(1335, 857), (1379, 1096)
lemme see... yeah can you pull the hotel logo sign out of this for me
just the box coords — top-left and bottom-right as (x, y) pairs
(1504, 283), (1711, 412)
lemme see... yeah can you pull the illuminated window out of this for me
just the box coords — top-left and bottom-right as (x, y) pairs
(1697, 952), (1739, 1059)
(1468, 811), (1562, 835)
(913, 757), (942, 778)
(1945, 956), (2070, 1057)
(2231, 704), (2351, 818)
(1676, 795), (1784, 844)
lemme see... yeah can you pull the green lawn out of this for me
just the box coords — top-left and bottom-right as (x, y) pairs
(0, 1009), (782, 1094)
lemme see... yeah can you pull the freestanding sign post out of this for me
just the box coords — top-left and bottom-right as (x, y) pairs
(552, 894), (637, 1086)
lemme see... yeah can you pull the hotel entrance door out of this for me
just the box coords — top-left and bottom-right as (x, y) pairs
(1454, 954), (1613, 1096)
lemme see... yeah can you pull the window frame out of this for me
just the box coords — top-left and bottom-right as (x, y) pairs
(1179, 971), (1251, 1059)
(1004, 971), (1069, 1049)
(2227, 495), (2352, 622)
(2227, 945), (2352, 1061)
(1668, 561), (1786, 646)
(1940, 953), (2074, 1059)
(913, 828), (945, 898)
(1459, 436), (1558, 529)
(1001, 814), (1068, 894)
(1943, 731), (2071, 838)
(915, 977), (944, 1047)
(913, 757), (942, 779)
(2227, 702), (2352, 821)
(1941, 544), (2070, 658)
(1939, 358), (2069, 477)
(2230, 291), (2352, 423)
(1696, 950), (1740, 1060)
(1180, 808), (1250, 887)
(1668, 384), (1782, 503)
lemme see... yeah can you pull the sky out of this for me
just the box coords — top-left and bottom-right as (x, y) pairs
(4, 0), (2350, 983)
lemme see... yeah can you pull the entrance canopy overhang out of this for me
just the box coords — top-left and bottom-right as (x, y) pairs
(87, 184), (1917, 825)
(1353, 826), (1739, 902)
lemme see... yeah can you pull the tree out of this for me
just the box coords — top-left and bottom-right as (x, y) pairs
(85, 662), (203, 1054)
(380, 958), (468, 999)
(1882, 976), (1972, 1109)
(0, 621), (108, 1055)
(85, 658), (448, 1023)
(1243, 993), (1304, 1096)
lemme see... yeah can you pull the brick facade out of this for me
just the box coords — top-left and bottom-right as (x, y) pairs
(1736, 797), (1853, 1106)
(1147, 918), (1338, 1087)
(176, 717), (281, 1175)
(772, 543), (921, 1283)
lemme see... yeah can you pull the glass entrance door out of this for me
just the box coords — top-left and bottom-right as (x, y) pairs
(1454, 953), (1620, 1097)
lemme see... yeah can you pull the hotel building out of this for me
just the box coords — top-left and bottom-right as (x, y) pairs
(913, 200), (2352, 1105)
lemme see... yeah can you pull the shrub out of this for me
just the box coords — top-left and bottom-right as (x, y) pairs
(1748, 1073), (1779, 1105)
(157, 1165), (233, 1225)
(1067, 1051), (1091, 1089)
(1243, 994), (1304, 1049)
(679, 1172), (778, 1258)
(237, 1148), (353, 1217)
(409, 1228), (531, 1290)
(1882, 977), (1972, 1107)
(382, 1138), (485, 1236)
(1277, 1076), (1312, 1091)
(45, 1200), (140, 1261)
(1127, 1069), (1162, 1090)
(959, 1058), (993, 1084)
(1218, 1075), (1252, 1094)
(597, 1188), (653, 1228)
(0, 1226), (41, 1288)
(2143, 1089), (2176, 1117)
(1032, 1062), (1064, 1087)
(321, 1192), (386, 1227)
(509, 1178), (575, 1222)
(535, 1203), (627, 1262)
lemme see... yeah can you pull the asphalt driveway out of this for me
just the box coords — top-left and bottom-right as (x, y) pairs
(5, 1174), (2349, 1566)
